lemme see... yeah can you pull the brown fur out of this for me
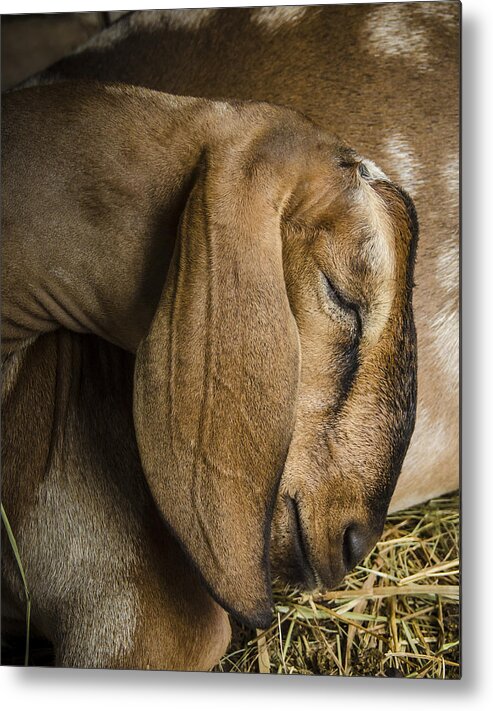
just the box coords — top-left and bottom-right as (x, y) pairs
(2, 1), (458, 670)
(27, 2), (458, 510)
(2, 82), (418, 667)
(2, 331), (231, 669)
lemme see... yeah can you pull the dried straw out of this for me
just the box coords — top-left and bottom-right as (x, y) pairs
(217, 493), (460, 678)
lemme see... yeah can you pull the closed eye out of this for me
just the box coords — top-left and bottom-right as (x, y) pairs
(321, 272), (362, 336)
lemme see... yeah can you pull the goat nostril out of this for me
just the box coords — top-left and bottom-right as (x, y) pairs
(342, 524), (368, 572)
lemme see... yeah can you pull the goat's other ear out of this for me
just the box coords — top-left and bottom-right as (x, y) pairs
(133, 148), (300, 627)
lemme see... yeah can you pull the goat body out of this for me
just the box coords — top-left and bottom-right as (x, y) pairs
(1, 3), (459, 670)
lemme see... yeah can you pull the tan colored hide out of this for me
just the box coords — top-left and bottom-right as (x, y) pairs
(31, 2), (459, 509)
(1, 2), (458, 670)
(2, 81), (419, 667)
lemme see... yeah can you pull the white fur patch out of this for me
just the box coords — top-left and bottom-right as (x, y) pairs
(384, 133), (423, 196)
(431, 238), (459, 389)
(358, 185), (396, 346)
(360, 158), (389, 182)
(412, 1), (459, 32)
(433, 148), (459, 387)
(363, 4), (432, 72)
(393, 402), (451, 509)
(441, 157), (459, 202)
(436, 238), (459, 297)
(251, 6), (308, 30)
(412, 406), (450, 463)
(431, 306), (459, 387)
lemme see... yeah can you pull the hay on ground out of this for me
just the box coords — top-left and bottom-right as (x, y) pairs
(217, 493), (460, 679)
(2, 493), (459, 676)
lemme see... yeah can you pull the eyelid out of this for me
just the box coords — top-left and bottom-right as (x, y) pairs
(321, 272), (363, 334)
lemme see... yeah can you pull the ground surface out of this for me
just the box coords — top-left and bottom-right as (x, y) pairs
(2, 493), (459, 678)
(217, 493), (460, 678)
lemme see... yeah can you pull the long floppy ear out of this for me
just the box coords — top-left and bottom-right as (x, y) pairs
(133, 150), (300, 627)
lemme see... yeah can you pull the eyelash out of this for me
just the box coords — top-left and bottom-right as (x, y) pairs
(322, 273), (362, 335)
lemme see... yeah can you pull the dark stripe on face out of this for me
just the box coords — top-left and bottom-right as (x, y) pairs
(338, 337), (360, 404)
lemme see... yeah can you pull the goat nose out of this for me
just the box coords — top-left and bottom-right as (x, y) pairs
(342, 524), (372, 572)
